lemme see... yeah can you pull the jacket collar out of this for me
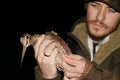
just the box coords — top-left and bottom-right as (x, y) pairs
(71, 22), (120, 64)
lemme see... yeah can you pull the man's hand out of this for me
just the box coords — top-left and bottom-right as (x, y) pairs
(60, 54), (92, 80)
(33, 34), (58, 79)
(20, 31), (75, 79)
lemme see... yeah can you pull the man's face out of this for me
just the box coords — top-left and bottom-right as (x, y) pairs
(87, 1), (120, 39)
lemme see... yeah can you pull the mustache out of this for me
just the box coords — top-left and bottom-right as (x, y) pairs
(87, 20), (108, 28)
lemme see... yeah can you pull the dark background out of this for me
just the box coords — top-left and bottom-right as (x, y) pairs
(1, 1), (86, 80)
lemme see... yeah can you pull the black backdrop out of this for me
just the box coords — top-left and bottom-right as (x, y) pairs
(1, 1), (86, 80)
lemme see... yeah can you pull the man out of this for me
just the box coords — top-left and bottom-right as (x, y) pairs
(33, 0), (120, 80)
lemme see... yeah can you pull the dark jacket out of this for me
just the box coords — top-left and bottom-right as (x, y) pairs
(35, 18), (120, 80)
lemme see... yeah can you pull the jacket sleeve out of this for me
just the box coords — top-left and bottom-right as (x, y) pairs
(64, 34), (120, 80)
(35, 66), (63, 80)
(83, 62), (120, 80)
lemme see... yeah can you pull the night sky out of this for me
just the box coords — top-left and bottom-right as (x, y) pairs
(2, 1), (86, 80)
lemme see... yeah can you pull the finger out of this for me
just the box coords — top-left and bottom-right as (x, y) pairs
(62, 56), (88, 73)
(43, 41), (57, 57)
(70, 78), (79, 80)
(64, 71), (84, 79)
(65, 54), (84, 60)
(49, 46), (58, 62)
(63, 76), (70, 80)
(34, 34), (46, 58)
(43, 47), (58, 64)
(37, 36), (54, 61)
(61, 55), (77, 66)
(61, 54), (87, 66)
(64, 76), (83, 80)
(70, 77), (83, 80)
(62, 59), (76, 72)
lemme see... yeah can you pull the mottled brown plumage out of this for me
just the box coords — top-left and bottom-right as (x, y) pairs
(20, 31), (71, 71)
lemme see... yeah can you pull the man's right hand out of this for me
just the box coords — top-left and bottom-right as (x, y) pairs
(33, 34), (58, 79)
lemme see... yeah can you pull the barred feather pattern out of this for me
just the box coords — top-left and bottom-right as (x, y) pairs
(20, 31), (71, 71)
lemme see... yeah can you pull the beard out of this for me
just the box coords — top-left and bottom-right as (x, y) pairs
(86, 20), (109, 41)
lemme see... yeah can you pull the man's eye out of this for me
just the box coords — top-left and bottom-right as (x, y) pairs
(108, 8), (116, 13)
(91, 3), (98, 7)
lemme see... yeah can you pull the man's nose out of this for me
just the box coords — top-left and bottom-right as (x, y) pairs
(96, 8), (105, 21)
